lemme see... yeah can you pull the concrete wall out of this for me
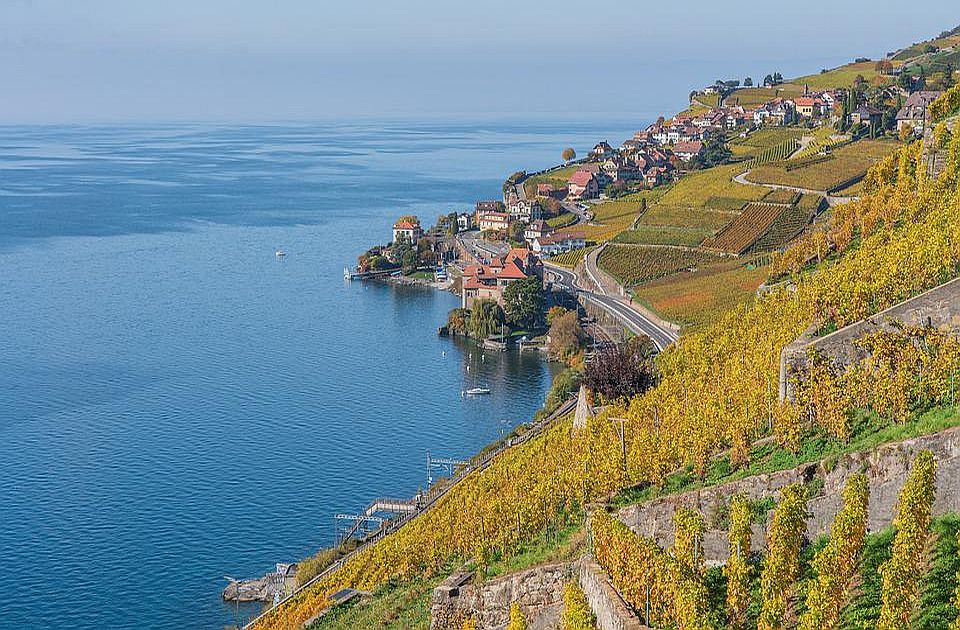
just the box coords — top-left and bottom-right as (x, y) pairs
(431, 562), (568, 630)
(780, 277), (960, 401)
(616, 425), (960, 565)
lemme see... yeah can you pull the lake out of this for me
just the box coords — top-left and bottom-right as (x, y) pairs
(0, 120), (641, 628)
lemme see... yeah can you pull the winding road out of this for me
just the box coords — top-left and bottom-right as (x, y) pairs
(544, 262), (678, 351)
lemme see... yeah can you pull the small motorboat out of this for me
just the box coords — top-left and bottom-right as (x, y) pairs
(465, 387), (491, 396)
(275, 249), (286, 258)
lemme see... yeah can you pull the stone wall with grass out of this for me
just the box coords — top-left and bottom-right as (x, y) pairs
(430, 562), (569, 630)
(616, 424), (960, 564)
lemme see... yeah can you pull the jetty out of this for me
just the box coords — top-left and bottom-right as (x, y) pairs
(343, 267), (395, 281)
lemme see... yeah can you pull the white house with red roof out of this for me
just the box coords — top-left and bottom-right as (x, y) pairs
(392, 218), (423, 244)
(567, 169), (599, 200)
(672, 140), (704, 162)
(531, 232), (586, 256)
(477, 211), (511, 233)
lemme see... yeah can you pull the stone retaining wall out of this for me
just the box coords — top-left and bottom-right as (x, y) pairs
(779, 277), (960, 401)
(616, 425), (960, 564)
(576, 557), (646, 630)
(431, 562), (569, 630)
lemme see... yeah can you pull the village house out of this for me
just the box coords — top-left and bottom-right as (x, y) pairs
(794, 96), (817, 118)
(537, 183), (565, 200)
(530, 231), (587, 256)
(589, 141), (616, 160)
(476, 200), (505, 214)
(850, 104), (883, 127)
(672, 140), (704, 162)
(476, 211), (511, 233)
(896, 90), (943, 134)
(567, 169), (600, 200)
(456, 212), (474, 232)
(524, 219), (552, 243)
(509, 198), (542, 222)
(392, 218), (423, 244)
(460, 248), (543, 309)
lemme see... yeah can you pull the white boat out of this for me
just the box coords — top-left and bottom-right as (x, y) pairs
(275, 249), (286, 258)
(465, 387), (491, 396)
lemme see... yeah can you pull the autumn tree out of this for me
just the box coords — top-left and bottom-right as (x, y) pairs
(583, 335), (657, 401)
(562, 147), (577, 162)
(547, 310), (586, 362)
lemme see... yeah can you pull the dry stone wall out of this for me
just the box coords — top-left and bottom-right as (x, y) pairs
(616, 425), (960, 565)
(431, 562), (568, 630)
(780, 277), (960, 401)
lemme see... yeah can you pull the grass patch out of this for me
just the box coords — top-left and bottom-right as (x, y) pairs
(309, 575), (442, 630)
(793, 61), (892, 90)
(484, 512), (587, 578)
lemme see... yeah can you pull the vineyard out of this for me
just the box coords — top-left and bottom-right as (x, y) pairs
(632, 257), (769, 331)
(761, 188), (800, 204)
(253, 80), (960, 630)
(746, 138), (799, 168)
(747, 205), (814, 253)
(613, 226), (711, 247)
(549, 246), (594, 268)
(747, 139), (897, 192)
(597, 244), (720, 286)
(791, 128), (851, 162)
(592, 452), (957, 630)
(702, 203), (786, 254)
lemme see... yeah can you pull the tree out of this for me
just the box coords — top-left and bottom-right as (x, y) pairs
(583, 335), (657, 401)
(469, 299), (505, 339)
(562, 147), (577, 162)
(547, 310), (586, 362)
(446, 308), (470, 335)
(546, 305), (568, 326)
(502, 276), (545, 330)
(508, 220), (526, 245)
(744, 77), (754, 87)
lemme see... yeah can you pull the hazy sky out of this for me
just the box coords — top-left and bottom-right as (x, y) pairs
(0, 1), (957, 122)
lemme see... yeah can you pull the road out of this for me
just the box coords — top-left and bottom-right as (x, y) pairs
(544, 263), (678, 351)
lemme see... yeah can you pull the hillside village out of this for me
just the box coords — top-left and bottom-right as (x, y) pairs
(271, 23), (960, 630)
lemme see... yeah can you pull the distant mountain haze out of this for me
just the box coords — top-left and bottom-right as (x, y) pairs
(0, 0), (957, 121)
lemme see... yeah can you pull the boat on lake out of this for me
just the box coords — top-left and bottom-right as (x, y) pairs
(465, 387), (491, 395)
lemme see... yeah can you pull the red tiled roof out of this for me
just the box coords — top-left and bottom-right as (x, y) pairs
(673, 141), (704, 155)
(568, 170), (594, 186)
(393, 220), (419, 229)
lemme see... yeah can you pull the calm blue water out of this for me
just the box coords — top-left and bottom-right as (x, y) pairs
(0, 120), (639, 629)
